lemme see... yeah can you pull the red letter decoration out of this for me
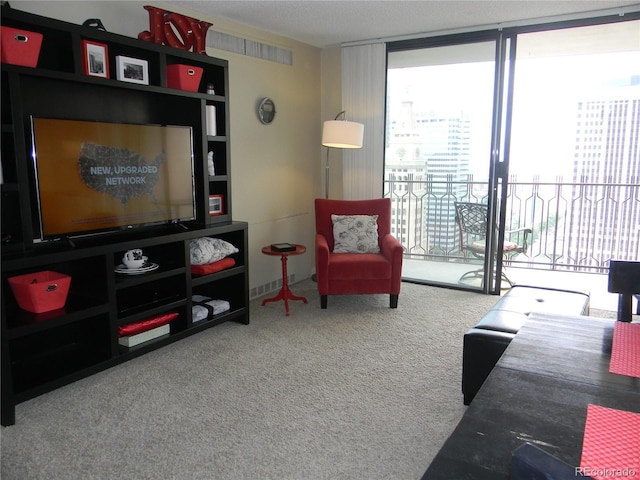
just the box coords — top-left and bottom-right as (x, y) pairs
(187, 18), (212, 54)
(138, 6), (212, 55)
(164, 12), (193, 51)
(138, 5), (165, 44)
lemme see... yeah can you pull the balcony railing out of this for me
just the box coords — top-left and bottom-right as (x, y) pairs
(384, 174), (640, 274)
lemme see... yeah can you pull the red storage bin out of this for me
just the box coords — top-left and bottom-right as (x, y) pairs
(166, 64), (203, 92)
(1, 26), (43, 67)
(8, 271), (71, 314)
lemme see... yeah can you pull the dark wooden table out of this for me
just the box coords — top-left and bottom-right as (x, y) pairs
(422, 313), (640, 479)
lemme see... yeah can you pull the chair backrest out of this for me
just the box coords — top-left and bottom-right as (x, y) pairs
(608, 260), (640, 294)
(315, 198), (391, 251)
(608, 260), (640, 321)
(455, 202), (488, 236)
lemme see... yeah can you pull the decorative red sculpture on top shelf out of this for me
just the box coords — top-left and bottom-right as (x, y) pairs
(138, 5), (212, 54)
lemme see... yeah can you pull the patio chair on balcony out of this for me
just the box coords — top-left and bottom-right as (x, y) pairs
(454, 202), (532, 288)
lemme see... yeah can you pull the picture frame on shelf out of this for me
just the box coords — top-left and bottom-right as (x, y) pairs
(209, 194), (224, 216)
(82, 40), (109, 78)
(115, 55), (149, 85)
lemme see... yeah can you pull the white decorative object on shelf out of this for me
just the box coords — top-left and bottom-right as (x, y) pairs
(114, 263), (159, 275)
(206, 105), (217, 136)
(122, 248), (146, 269)
(207, 151), (215, 176)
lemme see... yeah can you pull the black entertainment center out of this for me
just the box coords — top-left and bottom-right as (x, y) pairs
(1, 7), (249, 426)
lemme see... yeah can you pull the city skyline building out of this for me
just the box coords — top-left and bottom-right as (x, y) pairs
(566, 82), (640, 269)
(385, 98), (473, 258)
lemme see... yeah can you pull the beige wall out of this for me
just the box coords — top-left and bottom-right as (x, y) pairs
(11, 1), (335, 296)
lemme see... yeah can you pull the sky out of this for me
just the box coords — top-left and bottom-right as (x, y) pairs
(386, 49), (640, 182)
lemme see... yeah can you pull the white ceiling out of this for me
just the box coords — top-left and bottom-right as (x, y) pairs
(169, 0), (640, 48)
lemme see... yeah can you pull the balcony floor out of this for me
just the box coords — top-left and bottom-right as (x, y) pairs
(403, 259), (626, 312)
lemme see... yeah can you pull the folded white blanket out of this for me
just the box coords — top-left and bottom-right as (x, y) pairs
(192, 305), (209, 323)
(192, 295), (231, 322)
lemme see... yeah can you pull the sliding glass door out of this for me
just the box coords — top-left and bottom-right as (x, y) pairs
(385, 35), (507, 292)
(385, 13), (640, 294)
(507, 20), (640, 274)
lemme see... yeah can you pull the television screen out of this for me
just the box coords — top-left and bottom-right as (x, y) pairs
(30, 117), (196, 241)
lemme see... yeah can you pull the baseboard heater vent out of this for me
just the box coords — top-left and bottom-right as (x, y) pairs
(250, 274), (296, 300)
(207, 30), (293, 66)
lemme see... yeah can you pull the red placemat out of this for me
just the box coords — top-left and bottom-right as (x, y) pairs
(609, 321), (640, 378)
(579, 404), (640, 480)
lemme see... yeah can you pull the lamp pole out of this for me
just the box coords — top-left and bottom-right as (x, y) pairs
(325, 147), (331, 199)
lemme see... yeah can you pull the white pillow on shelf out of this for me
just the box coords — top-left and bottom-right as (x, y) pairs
(331, 214), (380, 253)
(189, 237), (239, 265)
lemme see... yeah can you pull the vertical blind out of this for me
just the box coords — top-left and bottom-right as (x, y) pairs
(341, 43), (386, 200)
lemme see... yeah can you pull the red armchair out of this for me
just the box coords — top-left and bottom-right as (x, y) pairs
(315, 198), (404, 308)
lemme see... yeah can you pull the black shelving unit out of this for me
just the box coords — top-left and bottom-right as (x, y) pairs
(1, 7), (248, 426)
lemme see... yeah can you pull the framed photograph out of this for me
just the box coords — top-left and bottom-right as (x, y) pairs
(209, 194), (224, 216)
(115, 55), (149, 85)
(82, 40), (109, 78)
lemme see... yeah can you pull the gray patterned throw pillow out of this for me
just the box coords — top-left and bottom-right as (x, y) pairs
(190, 237), (239, 265)
(331, 214), (380, 253)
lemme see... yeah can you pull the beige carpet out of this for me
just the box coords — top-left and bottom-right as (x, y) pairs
(0, 280), (618, 480)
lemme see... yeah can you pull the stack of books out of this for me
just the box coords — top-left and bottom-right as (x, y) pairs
(270, 243), (296, 252)
(118, 312), (178, 347)
(118, 324), (170, 347)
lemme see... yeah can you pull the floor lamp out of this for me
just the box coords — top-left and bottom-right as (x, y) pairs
(321, 111), (364, 199)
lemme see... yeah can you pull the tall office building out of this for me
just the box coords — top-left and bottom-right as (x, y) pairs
(566, 79), (640, 269)
(417, 113), (472, 256)
(386, 99), (428, 254)
(386, 98), (472, 258)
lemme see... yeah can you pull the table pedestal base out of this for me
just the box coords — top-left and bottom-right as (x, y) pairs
(261, 285), (307, 316)
(261, 251), (307, 316)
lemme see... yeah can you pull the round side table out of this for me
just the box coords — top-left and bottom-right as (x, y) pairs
(261, 244), (308, 316)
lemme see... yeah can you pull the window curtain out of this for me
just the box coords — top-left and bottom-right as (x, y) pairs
(341, 43), (386, 200)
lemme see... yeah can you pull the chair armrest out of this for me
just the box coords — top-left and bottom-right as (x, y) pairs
(380, 234), (403, 261)
(506, 227), (532, 250)
(505, 227), (532, 236)
(381, 234), (404, 294)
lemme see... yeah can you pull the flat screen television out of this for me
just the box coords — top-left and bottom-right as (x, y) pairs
(30, 117), (196, 242)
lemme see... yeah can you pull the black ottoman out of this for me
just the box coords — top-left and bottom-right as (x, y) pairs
(462, 285), (590, 405)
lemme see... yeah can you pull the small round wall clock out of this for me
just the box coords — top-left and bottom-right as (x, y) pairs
(257, 97), (276, 124)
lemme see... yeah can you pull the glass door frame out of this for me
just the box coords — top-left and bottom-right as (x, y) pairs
(386, 30), (509, 294)
(385, 10), (640, 295)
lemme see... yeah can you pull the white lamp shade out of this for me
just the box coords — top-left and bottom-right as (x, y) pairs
(322, 120), (364, 148)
